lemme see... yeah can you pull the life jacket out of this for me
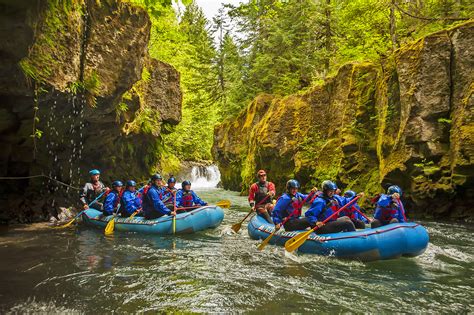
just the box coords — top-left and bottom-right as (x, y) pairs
(254, 182), (271, 205)
(379, 203), (399, 222)
(318, 196), (340, 222)
(114, 190), (124, 208)
(181, 190), (194, 207)
(340, 204), (357, 220)
(162, 188), (176, 205)
(371, 194), (381, 204)
(289, 194), (304, 217)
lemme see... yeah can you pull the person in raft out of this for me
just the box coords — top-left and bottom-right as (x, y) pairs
(103, 181), (123, 216)
(142, 174), (175, 220)
(248, 169), (276, 224)
(339, 190), (369, 229)
(371, 185), (406, 228)
(120, 180), (142, 217)
(80, 169), (108, 210)
(176, 180), (208, 209)
(160, 176), (178, 211)
(304, 180), (357, 234)
(272, 179), (314, 231)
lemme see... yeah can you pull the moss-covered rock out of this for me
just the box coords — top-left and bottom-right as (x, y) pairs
(213, 21), (474, 221)
(0, 0), (182, 223)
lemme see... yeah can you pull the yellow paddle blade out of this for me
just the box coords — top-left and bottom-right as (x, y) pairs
(284, 229), (314, 252)
(231, 222), (242, 233)
(216, 200), (231, 208)
(257, 230), (276, 251)
(54, 217), (76, 229)
(104, 216), (116, 235)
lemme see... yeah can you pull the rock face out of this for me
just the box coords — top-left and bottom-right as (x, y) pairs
(0, 0), (182, 223)
(213, 21), (473, 221)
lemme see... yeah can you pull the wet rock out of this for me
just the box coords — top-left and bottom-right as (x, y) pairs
(213, 21), (474, 221)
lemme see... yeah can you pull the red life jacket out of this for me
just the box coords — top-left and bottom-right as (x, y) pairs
(380, 203), (398, 221)
(290, 194), (304, 217)
(181, 191), (194, 207)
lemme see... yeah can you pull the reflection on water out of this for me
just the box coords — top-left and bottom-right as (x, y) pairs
(0, 189), (473, 312)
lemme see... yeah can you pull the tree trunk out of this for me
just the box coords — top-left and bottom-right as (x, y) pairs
(390, 0), (398, 50)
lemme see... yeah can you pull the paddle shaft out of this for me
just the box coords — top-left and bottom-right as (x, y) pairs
(239, 194), (272, 225)
(313, 195), (362, 231)
(397, 198), (407, 222)
(277, 190), (319, 228)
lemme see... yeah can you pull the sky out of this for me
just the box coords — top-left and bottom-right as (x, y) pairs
(195, 0), (243, 22)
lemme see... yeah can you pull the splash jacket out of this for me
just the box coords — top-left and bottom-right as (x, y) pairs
(248, 181), (276, 205)
(272, 192), (309, 225)
(143, 184), (171, 218)
(305, 194), (347, 225)
(374, 194), (405, 223)
(103, 190), (120, 215)
(121, 190), (142, 216)
(339, 198), (369, 223)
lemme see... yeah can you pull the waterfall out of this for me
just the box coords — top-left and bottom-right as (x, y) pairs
(186, 165), (221, 189)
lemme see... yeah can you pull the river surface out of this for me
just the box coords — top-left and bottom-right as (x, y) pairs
(0, 188), (473, 313)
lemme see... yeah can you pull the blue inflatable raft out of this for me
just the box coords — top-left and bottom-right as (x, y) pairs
(248, 215), (429, 261)
(81, 206), (224, 235)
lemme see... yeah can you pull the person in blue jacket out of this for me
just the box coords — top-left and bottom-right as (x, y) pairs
(103, 180), (123, 216)
(305, 180), (356, 234)
(161, 176), (178, 210)
(120, 180), (142, 217)
(143, 174), (175, 220)
(272, 179), (313, 231)
(371, 185), (406, 228)
(340, 190), (369, 229)
(176, 180), (207, 209)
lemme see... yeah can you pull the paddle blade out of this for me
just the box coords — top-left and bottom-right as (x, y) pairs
(104, 216), (116, 235)
(54, 218), (76, 229)
(216, 200), (231, 208)
(284, 229), (313, 252)
(257, 231), (276, 251)
(231, 222), (242, 233)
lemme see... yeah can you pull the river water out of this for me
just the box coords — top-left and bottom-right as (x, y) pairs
(0, 188), (473, 313)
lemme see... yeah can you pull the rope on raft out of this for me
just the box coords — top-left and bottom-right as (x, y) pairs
(0, 174), (82, 190)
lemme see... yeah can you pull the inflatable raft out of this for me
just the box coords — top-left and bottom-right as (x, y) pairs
(248, 215), (429, 261)
(81, 206), (224, 235)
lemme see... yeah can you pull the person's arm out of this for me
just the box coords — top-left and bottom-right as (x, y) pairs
(150, 189), (171, 215)
(175, 190), (183, 208)
(192, 191), (207, 206)
(268, 182), (276, 197)
(103, 194), (115, 215)
(304, 200), (322, 226)
(80, 183), (89, 208)
(397, 201), (406, 223)
(248, 184), (256, 207)
(272, 197), (290, 225)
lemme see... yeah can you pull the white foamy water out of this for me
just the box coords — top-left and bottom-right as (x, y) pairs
(183, 165), (221, 189)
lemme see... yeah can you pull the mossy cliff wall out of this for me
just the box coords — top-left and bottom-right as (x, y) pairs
(0, 0), (182, 222)
(213, 21), (473, 221)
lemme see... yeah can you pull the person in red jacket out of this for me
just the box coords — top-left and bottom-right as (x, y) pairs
(248, 169), (276, 223)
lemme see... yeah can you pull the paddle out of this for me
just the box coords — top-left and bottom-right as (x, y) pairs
(231, 195), (271, 233)
(172, 190), (177, 234)
(129, 209), (141, 219)
(216, 200), (231, 208)
(396, 198), (407, 222)
(353, 207), (372, 223)
(55, 191), (107, 228)
(104, 203), (121, 235)
(257, 191), (320, 251)
(284, 195), (362, 253)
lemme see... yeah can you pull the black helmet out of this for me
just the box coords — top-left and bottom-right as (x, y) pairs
(387, 185), (402, 195)
(126, 180), (136, 187)
(343, 190), (356, 198)
(168, 176), (176, 184)
(286, 179), (300, 191)
(151, 174), (162, 181)
(112, 180), (123, 187)
(322, 180), (337, 191)
(182, 180), (191, 190)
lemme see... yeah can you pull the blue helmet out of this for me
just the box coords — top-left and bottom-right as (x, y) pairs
(151, 174), (162, 181)
(322, 180), (337, 191)
(182, 180), (191, 190)
(168, 177), (176, 184)
(89, 169), (100, 175)
(286, 179), (300, 191)
(344, 190), (356, 198)
(112, 180), (123, 187)
(387, 185), (402, 195)
(126, 180), (136, 187)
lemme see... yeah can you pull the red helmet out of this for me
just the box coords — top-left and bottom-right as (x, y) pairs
(257, 169), (266, 176)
